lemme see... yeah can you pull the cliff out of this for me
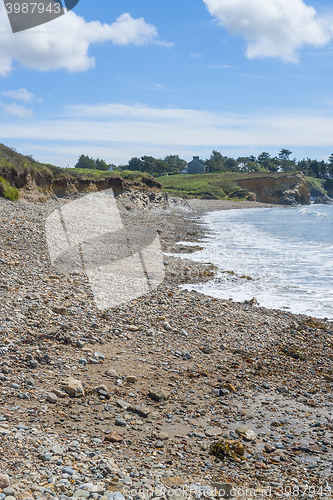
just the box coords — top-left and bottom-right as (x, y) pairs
(0, 143), (163, 205)
(235, 173), (310, 205)
(305, 177), (333, 205)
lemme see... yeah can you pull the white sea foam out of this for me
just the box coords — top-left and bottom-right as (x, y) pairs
(171, 205), (333, 318)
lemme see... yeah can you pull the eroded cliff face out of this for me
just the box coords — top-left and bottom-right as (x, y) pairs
(0, 166), (163, 204)
(236, 174), (310, 205)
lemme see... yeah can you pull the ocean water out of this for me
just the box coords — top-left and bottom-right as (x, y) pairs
(176, 205), (333, 319)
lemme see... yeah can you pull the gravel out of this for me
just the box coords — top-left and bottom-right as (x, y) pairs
(0, 196), (333, 499)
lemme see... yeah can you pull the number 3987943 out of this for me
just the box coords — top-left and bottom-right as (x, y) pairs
(5, 2), (61, 14)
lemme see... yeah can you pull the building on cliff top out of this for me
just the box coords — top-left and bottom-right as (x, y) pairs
(181, 156), (205, 174)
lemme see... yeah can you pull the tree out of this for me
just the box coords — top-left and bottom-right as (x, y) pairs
(95, 158), (109, 171)
(224, 158), (239, 172)
(277, 149), (296, 172)
(327, 154), (333, 179)
(164, 155), (187, 173)
(205, 150), (227, 173)
(75, 154), (95, 169)
(128, 157), (143, 172)
(140, 156), (168, 175)
(308, 159), (320, 178)
(278, 149), (292, 161)
(297, 159), (310, 176)
(256, 152), (278, 172)
(319, 160), (328, 179)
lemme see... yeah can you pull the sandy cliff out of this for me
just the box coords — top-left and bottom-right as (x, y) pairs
(236, 173), (310, 205)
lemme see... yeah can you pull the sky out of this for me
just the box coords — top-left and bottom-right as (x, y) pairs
(0, 0), (333, 167)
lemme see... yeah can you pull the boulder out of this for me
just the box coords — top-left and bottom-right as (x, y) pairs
(60, 377), (84, 397)
(148, 388), (169, 402)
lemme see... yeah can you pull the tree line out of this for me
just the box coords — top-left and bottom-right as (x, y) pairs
(75, 150), (333, 181)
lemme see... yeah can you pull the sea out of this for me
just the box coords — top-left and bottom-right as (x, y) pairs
(175, 204), (333, 319)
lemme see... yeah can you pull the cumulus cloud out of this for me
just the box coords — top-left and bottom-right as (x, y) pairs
(0, 7), (170, 76)
(2, 88), (34, 101)
(203, 0), (333, 62)
(2, 103), (33, 117)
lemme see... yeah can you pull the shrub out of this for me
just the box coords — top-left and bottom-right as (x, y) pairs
(0, 176), (19, 201)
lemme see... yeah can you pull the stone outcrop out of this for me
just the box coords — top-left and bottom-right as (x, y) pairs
(236, 174), (310, 205)
(313, 194), (333, 205)
(307, 182), (333, 204)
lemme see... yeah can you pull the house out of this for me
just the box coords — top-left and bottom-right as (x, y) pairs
(182, 156), (205, 174)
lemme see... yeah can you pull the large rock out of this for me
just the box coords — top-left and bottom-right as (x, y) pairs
(60, 377), (84, 397)
(236, 425), (257, 441)
(148, 388), (169, 402)
(313, 194), (333, 205)
(205, 426), (223, 437)
(105, 432), (123, 443)
(0, 474), (10, 489)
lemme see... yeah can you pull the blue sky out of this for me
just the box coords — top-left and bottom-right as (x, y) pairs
(0, 0), (333, 167)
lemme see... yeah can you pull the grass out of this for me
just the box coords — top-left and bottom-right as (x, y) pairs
(305, 176), (327, 194)
(159, 171), (294, 200)
(0, 176), (19, 201)
(0, 143), (157, 189)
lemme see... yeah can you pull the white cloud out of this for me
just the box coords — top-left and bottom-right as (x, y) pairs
(190, 53), (203, 58)
(0, 7), (170, 76)
(1, 103), (333, 167)
(203, 0), (333, 62)
(2, 88), (34, 101)
(2, 103), (33, 117)
(208, 64), (232, 69)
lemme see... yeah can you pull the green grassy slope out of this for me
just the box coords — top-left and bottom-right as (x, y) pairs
(0, 143), (157, 193)
(159, 172), (292, 200)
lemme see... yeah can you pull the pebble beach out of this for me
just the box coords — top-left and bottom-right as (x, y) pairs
(1, 196), (333, 500)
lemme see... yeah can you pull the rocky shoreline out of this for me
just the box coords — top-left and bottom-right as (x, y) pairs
(1, 197), (333, 500)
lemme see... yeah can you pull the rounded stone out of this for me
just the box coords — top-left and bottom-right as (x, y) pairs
(0, 474), (10, 489)
(46, 392), (58, 404)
